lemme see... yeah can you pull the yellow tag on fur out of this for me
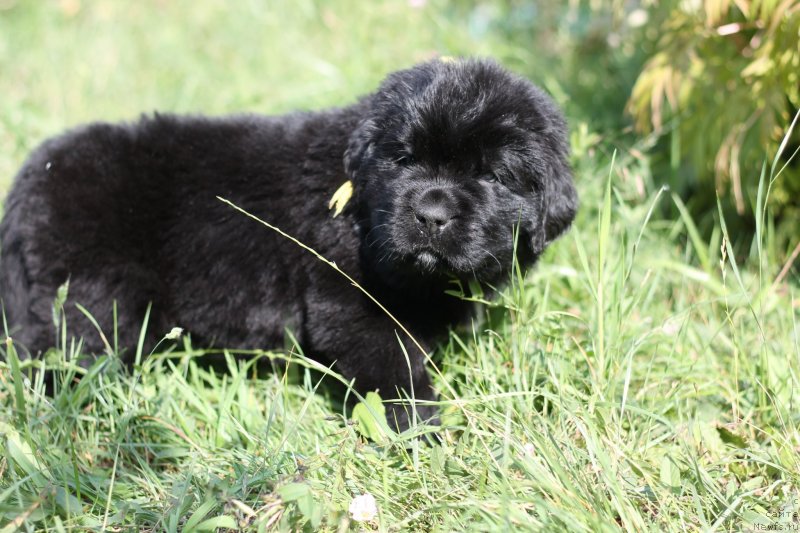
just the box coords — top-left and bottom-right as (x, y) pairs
(329, 180), (353, 218)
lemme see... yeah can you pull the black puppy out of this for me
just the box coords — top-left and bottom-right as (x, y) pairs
(0, 58), (576, 429)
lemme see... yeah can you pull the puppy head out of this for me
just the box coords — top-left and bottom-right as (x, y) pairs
(345, 58), (577, 284)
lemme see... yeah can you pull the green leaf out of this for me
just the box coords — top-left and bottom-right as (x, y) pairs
(716, 426), (749, 449)
(277, 483), (317, 525)
(697, 422), (725, 458)
(54, 486), (83, 516)
(194, 516), (238, 531)
(277, 482), (311, 503)
(660, 456), (681, 489)
(182, 499), (217, 532)
(5, 425), (49, 488)
(352, 391), (393, 441)
(740, 476), (765, 492)
(430, 444), (445, 476)
(741, 510), (770, 527)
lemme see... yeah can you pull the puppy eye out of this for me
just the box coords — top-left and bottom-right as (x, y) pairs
(395, 154), (415, 166)
(482, 173), (500, 183)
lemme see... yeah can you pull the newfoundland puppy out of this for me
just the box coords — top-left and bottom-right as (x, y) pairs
(0, 58), (576, 429)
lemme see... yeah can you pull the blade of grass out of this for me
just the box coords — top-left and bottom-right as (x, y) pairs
(672, 193), (711, 273)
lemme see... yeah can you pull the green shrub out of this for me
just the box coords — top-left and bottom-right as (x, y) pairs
(627, 0), (800, 225)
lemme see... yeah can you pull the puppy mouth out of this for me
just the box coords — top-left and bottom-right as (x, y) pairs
(412, 247), (442, 271)
(408, 242), (469, 276)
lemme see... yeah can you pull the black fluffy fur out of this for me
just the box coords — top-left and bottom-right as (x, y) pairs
(0, 58), (576, 429)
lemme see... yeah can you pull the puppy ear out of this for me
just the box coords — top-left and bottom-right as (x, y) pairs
(344, 114), (377, 182)
(543, 158), (577, 244)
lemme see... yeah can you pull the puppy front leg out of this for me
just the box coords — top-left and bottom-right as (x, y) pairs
(305, 303), (438, 431)
(340, 332), (439, 432)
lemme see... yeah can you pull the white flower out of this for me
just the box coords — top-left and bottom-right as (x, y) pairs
(165, 327), (183, 340)
(661, 319), (681, 336)
(349, 493), (378, 522)
(523, 442), (536, 456)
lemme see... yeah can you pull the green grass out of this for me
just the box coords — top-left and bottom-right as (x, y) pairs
(1, 2), (799, 531)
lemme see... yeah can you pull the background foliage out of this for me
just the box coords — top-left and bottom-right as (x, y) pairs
(628, 0), (800, 237)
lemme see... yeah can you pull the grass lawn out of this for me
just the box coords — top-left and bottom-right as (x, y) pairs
(1, 2), (799, 531)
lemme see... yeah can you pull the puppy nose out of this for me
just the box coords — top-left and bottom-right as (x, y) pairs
(414, 188), (457, 235)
